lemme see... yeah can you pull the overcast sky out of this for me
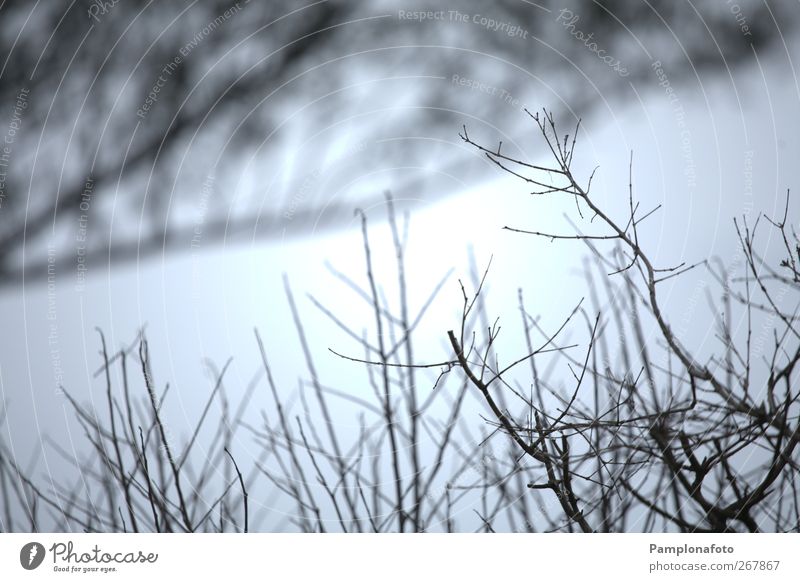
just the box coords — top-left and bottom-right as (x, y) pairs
(1, 2), (798, 532)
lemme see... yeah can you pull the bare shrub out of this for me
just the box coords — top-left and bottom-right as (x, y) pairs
(2, 110), (798, 533)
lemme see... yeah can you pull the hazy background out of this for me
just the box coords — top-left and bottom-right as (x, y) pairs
(1, 0), (798, 530)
